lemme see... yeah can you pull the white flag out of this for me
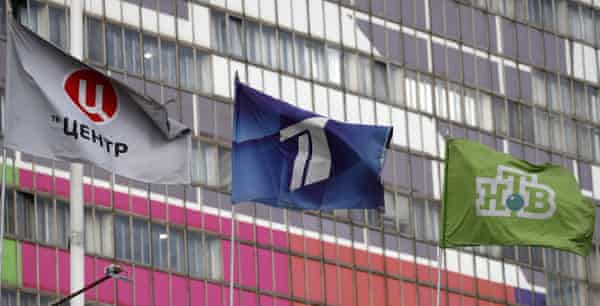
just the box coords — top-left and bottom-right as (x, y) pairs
(5, 19), (191, 184)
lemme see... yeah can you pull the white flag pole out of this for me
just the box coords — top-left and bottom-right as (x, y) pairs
(229, 205), (235, 306)
(435, 246), (444, 306)
(69, 2), (85, 306)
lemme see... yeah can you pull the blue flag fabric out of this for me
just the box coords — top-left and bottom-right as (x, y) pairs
(232, 80), (392, 210)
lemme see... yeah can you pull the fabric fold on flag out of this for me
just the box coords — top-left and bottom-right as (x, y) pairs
(232, 80), (392, 210)
(441, 138), (595, 256)
(5, 18), (191, 184)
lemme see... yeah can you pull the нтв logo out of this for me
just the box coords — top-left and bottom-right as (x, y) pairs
(64, 69), (118, 124)
(280, 117), (331, 191)
(476, 166), (556, 219)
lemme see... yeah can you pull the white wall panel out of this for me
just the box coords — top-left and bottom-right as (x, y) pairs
(228, 0), (243, 13)
(324, 1), (340, 43)
(263, 70), (280, 98)
(177, 15), (194, 43)
(376, 102), (390, 126)
(213, 56), (230, 97)
(573, 42), (584, 80)
(247, 66), (264, 90)
(85, 0), (103, 15)
(159, 14), (176, 37)
(407, 112), (422, 151)
(296, 80), (312, 111)
(391, 107), (407, 147)
(245, 0), (260, 18)
(345, 94), (361, 123)
(122, 1), (140, 28)
(193, 4), (211, 48)
(355, 12), (371, 54)
(105, 0), (122, 22)
(359, 98), (375, 124)
(329, 89), (345, 121)
(308, 0), (325, 39)
(277, 0), (293, 29)
(592, 165), (600, 200)
(314, 85), (328, 116)
(341, 7), (356, 48)
(261, 0), (277, 23)
(211, 0), (226, 9)
(292, 0), (308, 33)
(585, 45), (598, 83)
(422, 116), (437, 156)
(141, 7), (158, 33)
(281, 75), (297, 105)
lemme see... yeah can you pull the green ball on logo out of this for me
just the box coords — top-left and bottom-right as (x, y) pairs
(506, 194), (525, 211)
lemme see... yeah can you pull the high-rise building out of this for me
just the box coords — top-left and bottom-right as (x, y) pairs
(0, 0), (599, 305)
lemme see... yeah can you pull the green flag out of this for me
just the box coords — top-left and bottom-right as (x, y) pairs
(440, 139), (596, 256)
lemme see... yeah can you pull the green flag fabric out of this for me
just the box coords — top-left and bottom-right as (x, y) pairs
(440, 139), (596, 256)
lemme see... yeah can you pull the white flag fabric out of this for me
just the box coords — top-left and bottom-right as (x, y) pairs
(5, 19), (191, 184)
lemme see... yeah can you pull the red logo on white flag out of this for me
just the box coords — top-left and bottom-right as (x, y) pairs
(64, 69), (118, 124)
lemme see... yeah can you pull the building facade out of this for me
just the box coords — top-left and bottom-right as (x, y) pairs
(0, 0), (600, 305)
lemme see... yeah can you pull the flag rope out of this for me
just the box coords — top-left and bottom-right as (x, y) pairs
(229, 205), (236, 306)
(435, 246), (443, 306)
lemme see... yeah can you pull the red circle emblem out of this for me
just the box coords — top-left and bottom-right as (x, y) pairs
(64, 69), (118, 124)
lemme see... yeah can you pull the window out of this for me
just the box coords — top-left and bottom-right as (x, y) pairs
(179, 46), (195, 90)
(569, 3), (582, 40)
(528, 0), (542, 26)
(196, 51), (212, 93)
(86, 17), (104, 63)
(383, 191), (411, 235)
(578, 123), (593, 160)
(49, 6), (68, 50)
(211, 11), (227, 52)
(160, 40), (177, 85)
(279, 31), (294, 73)
(309, 41), (326, 82)
(574, 82), (588, 120)
(245, 21), (261, 64)
(389, 65), (404, 105)
(0, 290), (16, 306)
(374, 61), (388, 101)
(564, 118), (577, 156)
(583, 7), (595, 45)
(229, 16), (243, 57)
(206, 235), (223, 280)
(550, 114), (564, 152)
(106, 23), (124, 69)
(115, 214), (131, 260)
(188, 231), (203, 277)
(358, 55), (373, 96)
(547, 73), (560, 112)
(132, 218), (150, 265)
(55, 200), (69, 248)
(534, 109), (549, 147)
(448, 82), (463, 123)
(169, 228), (185, 273)
(143, 35), (159, 80)
(590, 87), (600, 124)
(124, 29), (141, 75)
(413, 199), (439, 241)
(327, 47), (342, 85)
(4, 189), (14, 235)
(151, 223), (169, 269)
(193, 140), (218, 186)
(532, 70), (546, 106)
(295, 36), (310, 78)
(85, 209), (114, 257)
(16, 192), (35, 240)
(262, 25), (277, 68)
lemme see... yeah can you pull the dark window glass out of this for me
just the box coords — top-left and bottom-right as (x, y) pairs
(188, 231), (203, 277)
(114, 215), (132, 260)
(169, 227), (185, 273)
(132, 218), (150, 264)
(86, 17), (104, 63)
(16, 192), (35, 240)
(106, 23), (124, 69)
(143, 35), (159, 80)
(49, 6), (68, 50)
(229, 16), (243, 57)
(160, 40), (176, 85)
(179, 46), (194, 90)
(245, 21), (261, 63)
(151, 223), (168, 269)
(124, 29), (141, 75)
(211, 11), (227, 52)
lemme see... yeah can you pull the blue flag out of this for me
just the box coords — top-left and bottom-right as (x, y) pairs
(232, 80), (392, 210)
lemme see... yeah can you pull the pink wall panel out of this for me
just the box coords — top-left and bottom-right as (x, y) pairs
(258, 248), (273, 292)
(340, 267), (355, 306)
(274, 298), (291, 306)
(38, 246), (57, 292)
(273, 252), (289, 295)
(371, 274), (385, 306)
(21, 242), (37, 289)
(116, 265), (133, 306)
(207, 283), (223, 306)
(153, 271), (169, 306)
(85, 256), (96, 300)
(237, 221), (254, 241)
(259, 295), (274, 306)
(171, 275), (188, 306)
(291, 256), (305, 299)
(58, 250), (70, 295)
(134, 267), (152, 306)
(168, 205), (186, 225)
(272, 229), (288, 249)
(19, 169), (33, 189)
(223, 288), (239, 306)
(190, 279), (206, 306)
(418, 285), (434, 306)
(306, 259), (323, 303)
(132, 196), (149, 216)
(55, 177), (69, 198)
(324, 264), (338, 305)
(239, 244), (257, 288)
(256, 227), (270, 245)
(93, 187), (111, 207)
(356, 271), (369, 306)
(151, 200), (167, 220)
(187, 209), (202, 228)
(222, 240), (240, 284)
(114, 192), (130, 211)
(35, 173), (52, 193)
(96, 258), (115, 304)
(240, 291), (257, 306)
(204, 214), (219, 233)
(222, 217), (232, 236)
